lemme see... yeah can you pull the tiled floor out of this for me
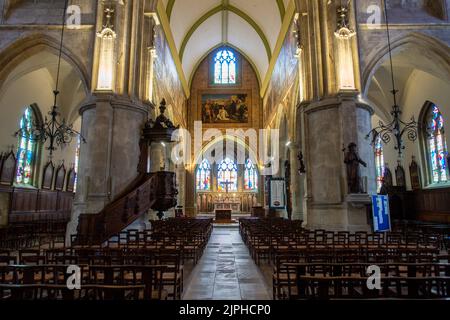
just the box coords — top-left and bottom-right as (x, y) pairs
(182, 226), (272, 300)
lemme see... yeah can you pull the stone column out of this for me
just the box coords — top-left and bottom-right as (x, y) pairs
(289, 144), (304, 221)
(184, 168), (195, 216)
(175, 164), (186, 211)
(296, 0), (374, 231)
(303, 92), (375, 231)
(67, 94), (147, 242)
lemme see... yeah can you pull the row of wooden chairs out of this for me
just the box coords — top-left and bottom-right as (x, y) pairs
(392, 220), (450, 249)
(0, 264), (167, 300)
(287, 276), (450, 299)
(240, 219), (450, 299)
(0, 220), (67, 250)
(240, 219), (443, 265)
(273, 262), (450, 299)
(1, 248), (186, 299)
(0, 218), (214, 300)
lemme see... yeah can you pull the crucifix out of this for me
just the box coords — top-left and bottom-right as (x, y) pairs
(219, 180), (233, 193)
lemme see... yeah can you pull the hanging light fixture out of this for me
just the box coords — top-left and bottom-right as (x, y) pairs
(14, 0), (85, 158)
(366, 0), (418, 159)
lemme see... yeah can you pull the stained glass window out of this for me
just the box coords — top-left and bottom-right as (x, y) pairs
(374, 136), (385, 192)
(217, 158), (238, 192)
(244, 159), (258, 191)
(426, 104), (448, 183)
(213, 49), (237, 84)
(16, 106), (38, 185)
(196, 159), (211, 191)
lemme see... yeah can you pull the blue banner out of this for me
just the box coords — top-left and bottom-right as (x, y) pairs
(371, 195), (391, 232)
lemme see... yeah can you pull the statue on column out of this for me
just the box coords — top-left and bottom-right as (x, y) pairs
(344, 143), (367, 194)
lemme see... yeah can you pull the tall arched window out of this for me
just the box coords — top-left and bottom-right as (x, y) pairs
(374, 136), (385, 192)
(244, 159), (258, 191)
(16, 106), (39, 185)
(217, 158), (238, 192)
(196, 159), (211, 191)
(425, 103), (448, 183)
(213, 49), (237, 85)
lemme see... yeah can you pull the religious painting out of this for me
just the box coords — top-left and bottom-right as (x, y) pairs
(410, 157), (422, 190)
(395, 163), (406, 188)
(201, 93), (249, 124)
(384, 166), (393, 188)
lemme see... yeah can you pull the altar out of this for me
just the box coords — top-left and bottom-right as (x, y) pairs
(196, 192), (258, 214)
(214, 197), (241, 213)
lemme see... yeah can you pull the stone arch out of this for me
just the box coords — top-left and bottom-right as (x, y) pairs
(362, 32), (450, 97)
(193, 134), (260, 169)
(189, 43), (262, 90)
(0, 33), (90, 95)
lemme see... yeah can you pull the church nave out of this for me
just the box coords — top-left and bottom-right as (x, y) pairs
(183, 226), (271, 300)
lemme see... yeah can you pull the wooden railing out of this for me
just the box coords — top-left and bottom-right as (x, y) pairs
(76, 172), (177, 245)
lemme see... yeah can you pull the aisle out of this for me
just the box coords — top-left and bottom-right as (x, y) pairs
(182, 226), (271, 300)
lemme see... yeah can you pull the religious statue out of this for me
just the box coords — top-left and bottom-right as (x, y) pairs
(343, 143), (367, 194)
(297, 151), (306, 175)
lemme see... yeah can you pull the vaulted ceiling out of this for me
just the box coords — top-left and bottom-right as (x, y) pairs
(160, 0), (291, 88)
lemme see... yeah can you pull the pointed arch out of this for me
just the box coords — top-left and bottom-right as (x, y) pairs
(196, 158), (212, 191)
(166, 0), (176, 20)
(193, 134), (260, 170)
(217, 157), (238, 192)
(244, 158), (258, 190)
(179, 4), (271, 63)
(189, 43), (262, 90)
(0, 33), (90, 95)
(276, 0), (286, 20)
(420, 101), (449, 184)
(362, 32), (450, 97)
(15, 104), (43, 186)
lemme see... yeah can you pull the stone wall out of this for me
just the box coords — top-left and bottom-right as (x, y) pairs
(153, 22), (186, 127)
(185, 50), (262, 216)
(263, 21), (299, 128)
(189, 50), (262, 133)
(355, 0), (450, 83)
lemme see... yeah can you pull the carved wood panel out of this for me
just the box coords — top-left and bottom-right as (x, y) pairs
(395, 164), (406, 188)
(54, 163), (66, 191)
(0, 151), (16, 186)
(7, 188), (74, 223)
(41, 161), (54, 190)
(66, 168), (76, 193)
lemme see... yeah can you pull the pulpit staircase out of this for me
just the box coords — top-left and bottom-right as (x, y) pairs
(74, 99), (180, 245)
(75, 171), (177, 245)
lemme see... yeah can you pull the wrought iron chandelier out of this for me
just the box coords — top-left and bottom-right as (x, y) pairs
(14, 0), (85, 158)
(366, 0), (418, 158)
